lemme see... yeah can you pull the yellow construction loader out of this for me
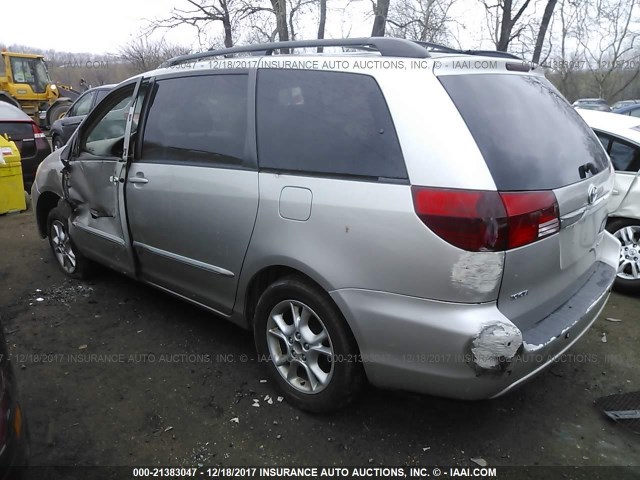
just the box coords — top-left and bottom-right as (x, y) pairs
(0, 49), (79, 129)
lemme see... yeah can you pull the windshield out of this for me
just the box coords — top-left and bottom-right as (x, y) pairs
(10, 57), (51, 93)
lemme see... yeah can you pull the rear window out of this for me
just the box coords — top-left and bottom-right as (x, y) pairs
(440, 74), (609, 191)
(0, 122), (32, 140)
(256, 69), (406, 180)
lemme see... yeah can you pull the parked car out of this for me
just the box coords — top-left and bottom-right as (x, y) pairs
(49, 84), (115, 150)
(573, 98), (611, 111)
(0, 319), (29, 477)
(611, 99), (640, 111)
(32, 38), (619, 412)
(0, 102), (51, 190)
(613, 103), (640, 118)
(578, 109), (640, 293)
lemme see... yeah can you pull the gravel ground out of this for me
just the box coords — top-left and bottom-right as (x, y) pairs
(0, 209), (639, 476)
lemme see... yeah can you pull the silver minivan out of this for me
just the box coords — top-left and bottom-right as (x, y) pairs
(32, 38), (620, 412)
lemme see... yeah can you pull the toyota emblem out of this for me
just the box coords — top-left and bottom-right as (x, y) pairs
(587, 184), (598, 206)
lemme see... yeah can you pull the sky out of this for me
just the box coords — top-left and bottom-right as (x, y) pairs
(1, 0), (487, 55)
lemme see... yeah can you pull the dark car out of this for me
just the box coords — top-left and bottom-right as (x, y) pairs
(49, 84), (115, 150)
(572, 98), (611, 112)
(0, 102), (52, 190)
(613, 103), (640, 118)
(0, 320), (29, 478)
(611, 99), (640, 110)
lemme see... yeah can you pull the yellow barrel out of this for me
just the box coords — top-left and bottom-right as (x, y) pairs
(0, 135), (27, 214)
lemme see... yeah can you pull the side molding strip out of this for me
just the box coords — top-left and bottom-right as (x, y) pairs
(133, 241), (235, 278)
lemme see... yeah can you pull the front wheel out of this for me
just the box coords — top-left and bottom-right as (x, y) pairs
(52, 136), (65, 151)
(607, 218), (640, 294)
(253, 276), (365, 413)
(47, 206), (94, 279)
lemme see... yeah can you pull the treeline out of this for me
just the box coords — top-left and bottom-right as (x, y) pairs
(3, 0), (640, 103)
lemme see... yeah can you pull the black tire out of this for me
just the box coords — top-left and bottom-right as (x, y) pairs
(46, 206), (94, 279)
(253, 275), (365, 413)
(606, 218), (640, 294)
(46, 103), (70, 127)
(52, 136), (65, 151)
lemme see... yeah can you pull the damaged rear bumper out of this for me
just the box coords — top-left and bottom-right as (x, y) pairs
(330, 259), (616, 401)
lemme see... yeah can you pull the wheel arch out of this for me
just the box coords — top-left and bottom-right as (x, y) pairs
(36, 191), (62, 238)
(240, 263), (349, 333)
(607, 215), (640, 226)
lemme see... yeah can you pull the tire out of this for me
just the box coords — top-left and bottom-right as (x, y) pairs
(46, 103), (70, 127)
(606, 218), (640, 294)
(253, 275), (365, 413)
(52, 136), (65, 151)
(47, 206), (94, 279)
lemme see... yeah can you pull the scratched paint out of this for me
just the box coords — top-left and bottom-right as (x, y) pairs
(450, 252), (503, 295)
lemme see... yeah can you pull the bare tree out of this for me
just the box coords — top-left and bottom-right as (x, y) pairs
(387, 0), (457, 43)
(119, 38), (191, 74)
(270, 0), (290, 44)
(317, 0), (327, 52)
(575, 0), (640, 100)
(147, 0), (243, 48)
(480, 0), (534, 51)
(532, 0), (557, 63)
(371, 0), (392, 36)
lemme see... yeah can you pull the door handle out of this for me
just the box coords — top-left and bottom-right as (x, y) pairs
(128, 176), (149, 184)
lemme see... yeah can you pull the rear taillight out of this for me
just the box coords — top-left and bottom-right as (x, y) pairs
(32, 123), (46, 139)
(500, 192), (559, 249)
(411, 187), (560, 252)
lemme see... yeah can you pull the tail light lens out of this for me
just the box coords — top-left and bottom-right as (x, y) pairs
(32, 123), (46, 139)
(412, 187), (560, 252)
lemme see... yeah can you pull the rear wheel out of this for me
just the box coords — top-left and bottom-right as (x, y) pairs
(52, 136), (65, 151)
(253, 276), (365, 412)
(607, 218), (640, 293)
(47, 207), (94, 279)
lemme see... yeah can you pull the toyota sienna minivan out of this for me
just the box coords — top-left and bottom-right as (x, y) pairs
(31, 38), (620, 412)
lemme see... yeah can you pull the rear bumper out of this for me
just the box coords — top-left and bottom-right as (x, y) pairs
(330, 234), (618, 400)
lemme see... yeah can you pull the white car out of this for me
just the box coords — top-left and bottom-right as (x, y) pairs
(579, 109), (640, 293)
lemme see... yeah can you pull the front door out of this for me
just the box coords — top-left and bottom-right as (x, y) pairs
(63, 79), (145, 275)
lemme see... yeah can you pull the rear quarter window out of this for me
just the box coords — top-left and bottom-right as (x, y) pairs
(256, 69), (407, 180)
(440, 74), (609, 191)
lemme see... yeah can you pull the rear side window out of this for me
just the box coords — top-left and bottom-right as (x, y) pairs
(95, 89), (109, 104)
(141, 75), (248, 166)
(256, 70), (406, 180)
(594, 131), (640, 172)
(440, 74), (609, 190)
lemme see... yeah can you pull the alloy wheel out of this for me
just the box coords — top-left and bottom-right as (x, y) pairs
(614, 225), (640, 280)
(51, 220), (77, 273)
(266, 300), (334, 394)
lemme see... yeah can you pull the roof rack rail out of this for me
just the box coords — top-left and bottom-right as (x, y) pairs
(462, 50), (524, 60)
(164, 37), (430, 66)
(414, 41), (525, 61)
(413, 41), (461, 54)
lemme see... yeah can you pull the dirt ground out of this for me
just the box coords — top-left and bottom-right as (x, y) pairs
(0, 209), (639, 474)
